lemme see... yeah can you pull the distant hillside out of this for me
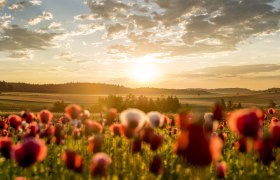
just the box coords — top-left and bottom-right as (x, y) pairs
(0, 81), (210, 95)
(207, 88), (255, 94)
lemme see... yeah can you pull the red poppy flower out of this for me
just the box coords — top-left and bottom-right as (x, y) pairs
(120, 108), (146, 132)
(90, 152), (112, 177)
(270, 124), (280, 147)
(149, 155), (163, 175)
(104, 108), (117, 126)
(65, 104), (82, 119)
(174, 123), (223, 166)
(212, 102), (224, 121)
(0, 120), (7, 130)
(149, 134), (164, 151)
(21, 111), (35, 124)
(216, 162), (227, 178)
(267, 108), (276, 115)
(11, 139), (47, 167)
(8, 115), (22, 130)
(147, 111), (164, 128)
(26, 122), (39, 138)
(175, 110), (192, 130)
(131, 137), (142, 153)
(0, 137), (12, 159)
(228, 108), (261, 138)
(88, 135), (104, 153)
(109, 123), (123, 136)
(38, 110), (53, 124)
(59, 114), (71, 124)
(84, 120), (103, 136)
(61, 149), (83, 173)
(141, 126), (154, 143)
(255, 136), (274, 165)
(54, 124), (65, 145)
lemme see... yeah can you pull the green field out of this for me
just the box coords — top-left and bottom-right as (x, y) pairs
(0, 91), (278, 113)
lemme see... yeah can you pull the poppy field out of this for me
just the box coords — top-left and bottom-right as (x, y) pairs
(0, 103), (280, 179)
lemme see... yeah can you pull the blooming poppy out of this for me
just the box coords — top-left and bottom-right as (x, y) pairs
(149, 155), (163, 175)
(255, 136), (274, 165)
(11, 139), (47, 167)
(212, 102), (224, 121)
(104, 108), (117, 126)
(84, 120), (103, 136)
(0, 137), (12, 159)
(61, 149), (83, 173)
(120, 108), (146, 131)
(131, 137), (142, 153)
(8, 115), (22, 130)
(147, 111), (164, 128)
(21, 111), (35, 124)
(90, 152), (112, 177)
(88, 135), (104, 153)
(267, 108), (276, 115)
(216, 162), (227, 178)
(228, 108), (261, 138)
(38, 110), (53, 124)
(59, 114), (71, 124)
(109, 123), (123, 136)
(65, 104), (82, 119)
(0, 120), (7, 130)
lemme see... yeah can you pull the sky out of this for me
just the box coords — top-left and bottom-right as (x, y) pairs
(1, 0), (280, 90)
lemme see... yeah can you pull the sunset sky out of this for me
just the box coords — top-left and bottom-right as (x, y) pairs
(1, 0), (280, 89)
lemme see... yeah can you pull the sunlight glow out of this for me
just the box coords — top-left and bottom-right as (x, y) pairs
(130, 59), (160, 83)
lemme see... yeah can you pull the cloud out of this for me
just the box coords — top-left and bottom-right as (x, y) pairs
(0, 14), (13, 28)
(7, 0), (40, 11)
(0, 0), (6, 9)
(172, 64), (280, 79)
(54, 51), (76, 61)
(8, 50), (33, 59)
(84, 0), (280, 57)
(28, 11), (53, 25)
(0, 25), (61, 52)
(48, 22), (63, 30)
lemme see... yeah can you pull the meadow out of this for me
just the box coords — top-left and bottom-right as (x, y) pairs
(0, 91), (279, 179)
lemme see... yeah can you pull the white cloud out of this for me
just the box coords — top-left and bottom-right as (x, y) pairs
(28, 11), (53, 26)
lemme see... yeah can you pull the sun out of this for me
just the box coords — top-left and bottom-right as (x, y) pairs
(130, 60), (159, 83)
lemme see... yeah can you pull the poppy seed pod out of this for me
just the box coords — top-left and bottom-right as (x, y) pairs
(65, 104), (82, 119)
(0, 137), (12, 159)
(11, 139), (47, 168)
(38, 110), (53, 124)
(61, 149), (84, 173)
(8, 115), (22, 130)
(90, 152), (112, 177)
